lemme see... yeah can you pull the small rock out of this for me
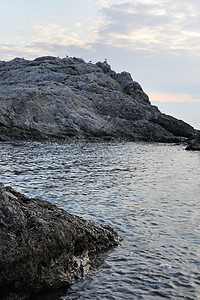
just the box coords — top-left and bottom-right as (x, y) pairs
(185, 134), (200, 150)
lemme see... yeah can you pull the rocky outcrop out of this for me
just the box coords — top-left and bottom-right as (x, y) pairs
(0, 183), (120, 299)
(185, 134), (200, 150)
(0, 56), (199, 142)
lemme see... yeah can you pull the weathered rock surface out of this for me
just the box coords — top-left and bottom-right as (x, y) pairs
(185, 134), (200, 150)
(0, 183), (120, 299)
(0, 56), (199, 142)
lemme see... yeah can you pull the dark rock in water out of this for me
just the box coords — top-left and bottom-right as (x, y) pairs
(185, 134), (200, 151)
(0, 183), (120, 299)
(0, 56), (199, 142)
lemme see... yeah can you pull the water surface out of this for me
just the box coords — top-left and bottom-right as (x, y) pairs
(0, 140), (200, 299)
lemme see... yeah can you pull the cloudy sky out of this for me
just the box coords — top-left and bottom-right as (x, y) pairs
(1, 0), (200, 120)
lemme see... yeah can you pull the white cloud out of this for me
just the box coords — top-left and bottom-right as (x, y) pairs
(32, 24), (67, 40)
(76, 22), (82, 27)
(0, 0), (199, 109)
(150, 92), (200, 103)
(98, 0), (110, 8)
(0, 23), (93, 61)
(29, 23), (92, 52)
(3, 0), (199, 60)
(96, 0), (200, 55)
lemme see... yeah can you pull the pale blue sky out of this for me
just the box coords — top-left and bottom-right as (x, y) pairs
(0, 0), (200, 119)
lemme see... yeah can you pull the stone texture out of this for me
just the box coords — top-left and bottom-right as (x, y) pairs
(0, 56), (199, 142)
(0, 183), (120, 299)
(185, 134), (200, 150)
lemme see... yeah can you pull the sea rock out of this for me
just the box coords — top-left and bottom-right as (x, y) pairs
(185, 134), (200, 150)
(0, 183), (120, 299)
(0, 56), (199, 142)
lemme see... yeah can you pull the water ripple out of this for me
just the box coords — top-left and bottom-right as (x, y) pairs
(0, 140), (200, 299)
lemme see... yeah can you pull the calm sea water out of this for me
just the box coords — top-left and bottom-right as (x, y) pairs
(0, 129), (200, 299)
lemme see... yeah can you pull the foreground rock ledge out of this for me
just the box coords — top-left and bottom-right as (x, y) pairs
(0, 183), (120, 299)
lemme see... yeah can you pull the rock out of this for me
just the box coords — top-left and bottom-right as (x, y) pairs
(0, 56), (199, 142)
(114, 71), (150, 104)
(0, 183), (120, 299)
(185, 134), (200, 150)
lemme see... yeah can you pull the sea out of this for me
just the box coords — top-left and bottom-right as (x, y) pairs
(0, 114), (200, 300)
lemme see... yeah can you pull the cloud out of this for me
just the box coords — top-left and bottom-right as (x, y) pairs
(0, 0), (199, 114)
(97, 0), (200, 54)
(2, 0), (200, 59)
(31, 24), (91, 49)
(0, 23), (93, 60)
(32, 24), (67, 40)
(150, 92), (200, 103)
(76, 22), (82, 27)
(0, 43), (28, 60)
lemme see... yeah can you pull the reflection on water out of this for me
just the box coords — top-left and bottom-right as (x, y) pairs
(0, 140), (200, 299)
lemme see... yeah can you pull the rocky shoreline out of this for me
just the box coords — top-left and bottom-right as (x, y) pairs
(0, 56), (199, 299)
(0, 183), (120, 299)
(185, 134), (200, 151)
(0, 56), (199, 144)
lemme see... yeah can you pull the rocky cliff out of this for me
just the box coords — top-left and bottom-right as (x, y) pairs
(0, 183), (120, 299)
(0, 56), (198, 142)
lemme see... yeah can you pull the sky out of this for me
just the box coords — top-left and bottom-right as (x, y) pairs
(0, 0), (200, 124)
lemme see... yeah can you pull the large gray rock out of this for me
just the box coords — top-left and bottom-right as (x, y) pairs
(0, 183), (120, 299)
(0, 56), (199, 142)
